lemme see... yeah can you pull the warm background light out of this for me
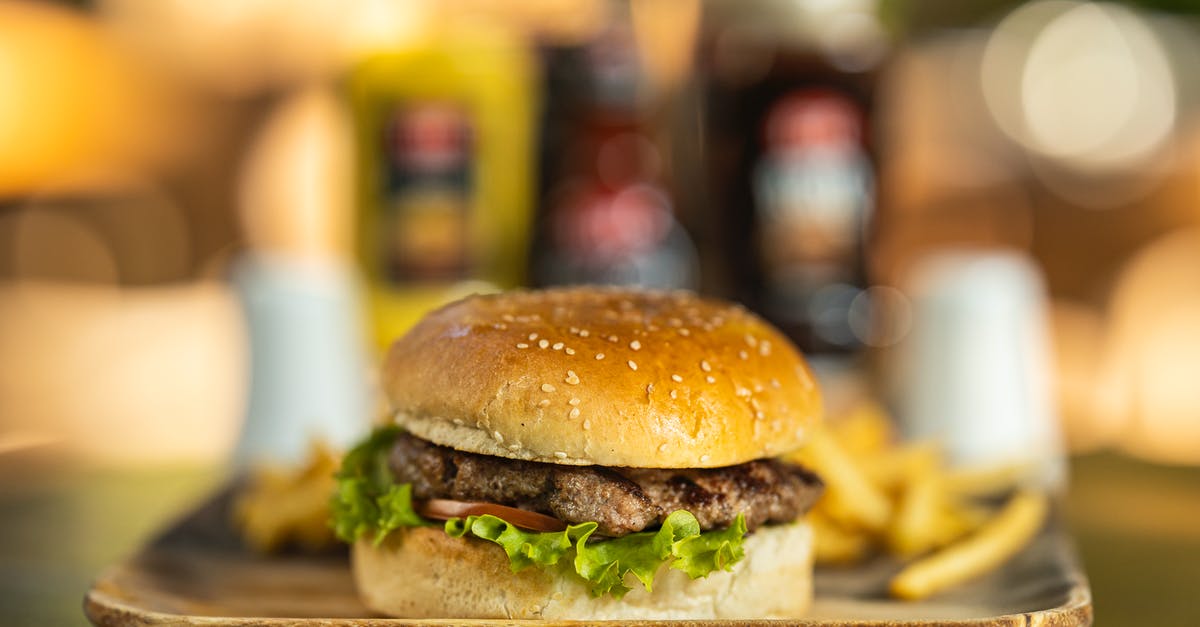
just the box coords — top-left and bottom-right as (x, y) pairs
(1106, 229), (1200, 465)
(0, 281), (246, 466)
(980, 1), (1179, 208)
(0, 2), (148, 196)
(1049, 301), (1123, 454)
(238, 87), (355, 260)
(1018, 3), (1174, 169)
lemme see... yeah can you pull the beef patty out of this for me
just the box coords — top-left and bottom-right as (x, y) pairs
(388, 432), (823, 537)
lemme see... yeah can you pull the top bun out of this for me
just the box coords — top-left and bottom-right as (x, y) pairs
(381, 287), (821, 468)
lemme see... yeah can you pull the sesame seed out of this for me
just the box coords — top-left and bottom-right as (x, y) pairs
(516, 343), (529, 349)
(745, 334), (758, 347)
(583, 419), (592, 430)
(760, 341), (771, 356)
(595, 353), (605, 360)
(508, 443), (521, 451)
(554, 451), (568, 459)
(452, 418), (464, 425)
(538, 399), (551, 407)
(771, 378), (781, 388)
(541, 383), (556, 393)
(755, 410), (765, 420)
(700, 454), (711, 463)
(569, 326), (579, 334)
(670, 389), (678, 399)
(706, 375), (716, 384)
(739, 350), (749, 360)
(658, 443), (668, 452)
(565, 370), (580, 385)
(628, 360), (638, 371)
(493, 323), (507, 330)
(630, 340), (642, 351)
(579, 330), (590, 338)
(608, 335), (619, 343)
(647, 383), (654, 394)
(569, 398), (580, 406)
(678, 328), (690, 336)
(529, 333), (539, 341)
(754, 383), (764, 393)
(671, 374), (683, 383)
(736, 386), (750, 397)
(539, 339), (550, 349)
(552, 342), (564, 350)
(700, 360), (712, 372)
(493, 431), (505, 443)
(569, 407), (580, 419)
(565, 347), (576, 355)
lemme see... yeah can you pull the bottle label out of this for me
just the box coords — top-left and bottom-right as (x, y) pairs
(542, 181), (698, 289)
(379, 102), (474, 283)
(753, 89), (873, 346)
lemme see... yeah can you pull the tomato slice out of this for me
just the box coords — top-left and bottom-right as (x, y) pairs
(417, 499), (568, 532)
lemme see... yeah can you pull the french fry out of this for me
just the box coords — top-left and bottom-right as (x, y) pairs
(830, 401), (895, 456)
(889, 490), (1049, 600)
(811, 511), (873, 565)
(885, 471), (942, 558)
(937, 501), (990, 541)
(860, 441), (940, 493)
(796, 429), (893, 532)
(942, 462), (1031, 498)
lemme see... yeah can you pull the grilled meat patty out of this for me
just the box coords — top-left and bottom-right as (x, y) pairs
(388, 432), (823, 537)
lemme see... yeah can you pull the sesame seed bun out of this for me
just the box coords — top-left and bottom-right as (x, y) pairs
(353, 519), (813, 619)
(381, 287), (822, 468)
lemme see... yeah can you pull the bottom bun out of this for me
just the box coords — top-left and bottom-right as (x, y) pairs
(353, 520), (813, 620)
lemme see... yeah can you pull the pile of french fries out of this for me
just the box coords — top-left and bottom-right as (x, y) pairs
(788, 402), (1049, 600)
(233, 441), (341, 553)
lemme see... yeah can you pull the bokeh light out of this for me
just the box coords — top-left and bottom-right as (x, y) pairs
(981, 1), (1179, 207)
(1107, 229), (1200, 464)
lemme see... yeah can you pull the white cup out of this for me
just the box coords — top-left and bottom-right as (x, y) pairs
(888, 249), (1065, 488)
(231, 254), (371, 467)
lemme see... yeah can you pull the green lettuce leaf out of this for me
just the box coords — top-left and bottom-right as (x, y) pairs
(332, 427), (750, 598)
(446, 515), (584, 571)
(445, 510), (749, 598)
(670, 511), (747, 578)
(330, 425), (427, 544)
(374, 483), (425, 545)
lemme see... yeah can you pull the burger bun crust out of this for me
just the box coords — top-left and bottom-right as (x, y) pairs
(382, 288), (822, 468)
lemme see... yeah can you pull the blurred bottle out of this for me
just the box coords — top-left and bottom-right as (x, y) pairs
(699, 0), (893, 356)
(232, 86), (369, 466)
(530, 0), (699, 290)
(348, 17), (536, 350)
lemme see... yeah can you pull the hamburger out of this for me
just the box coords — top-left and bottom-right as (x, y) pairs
(331, 287), (824, 619)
